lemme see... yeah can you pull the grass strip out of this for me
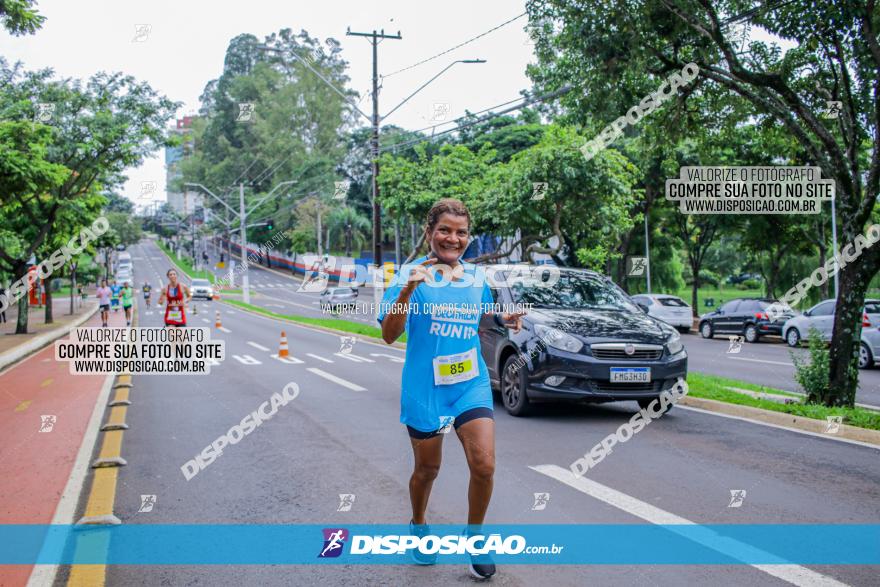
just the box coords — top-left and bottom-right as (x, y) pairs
(688, 372), (880, 431)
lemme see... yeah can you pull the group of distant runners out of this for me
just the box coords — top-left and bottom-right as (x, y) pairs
(94, 269), (190, 328)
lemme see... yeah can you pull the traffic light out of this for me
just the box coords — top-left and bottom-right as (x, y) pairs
(266, 221), (274, 231)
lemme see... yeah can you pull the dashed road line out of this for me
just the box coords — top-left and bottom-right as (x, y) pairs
(306, 353), (333, 363)
(306, 367), (366, 391)
(247, 341), (270, 352)
(333, 352), (374, 363)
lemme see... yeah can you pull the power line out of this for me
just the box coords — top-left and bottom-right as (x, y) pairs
(379, 85), (571, 153)
(381, 12), (527, 79)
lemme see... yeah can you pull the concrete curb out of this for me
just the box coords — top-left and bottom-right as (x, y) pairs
(680, 395), (880, 447)
(0, 302), (99, 373)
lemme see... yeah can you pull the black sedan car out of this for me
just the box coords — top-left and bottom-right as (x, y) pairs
(478, 267), (688, 416)
(698, 297), (796, 343)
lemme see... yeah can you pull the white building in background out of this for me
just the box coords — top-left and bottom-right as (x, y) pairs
(165, 116), (204, 216)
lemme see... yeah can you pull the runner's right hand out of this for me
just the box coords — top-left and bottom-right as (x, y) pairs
(404, 258), (437, 290)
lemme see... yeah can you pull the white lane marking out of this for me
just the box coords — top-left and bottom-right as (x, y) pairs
(247, 341), (270, 352)
(266, 303), (285, 308)
(218, 326), (231, 333)
(201, 318), (210, 323)
(231, 354), (261, 365)
(531, 464), (847, 587)
(333, 352), (373, 363)
(226, 311), (235, 315)
(370, 352), (405, 363)
(306, 367), (365, 391)
(677, 405), (880, 450)
(271, 353), (304, 364)
(728, 356), (793, 367)
(306, 353), (333, 363)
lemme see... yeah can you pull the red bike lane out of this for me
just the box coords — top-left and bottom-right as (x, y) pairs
(0, 309), (123, 586)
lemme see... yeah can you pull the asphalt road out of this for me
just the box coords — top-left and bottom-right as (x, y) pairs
(79, 240), (880, 586)
(162, 240), (880, 409)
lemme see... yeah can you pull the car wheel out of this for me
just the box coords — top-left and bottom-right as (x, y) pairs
(501, 355), (532, 417)
(744, 324), (759, 343)
(859, 342), (873, 369)
(786, 328), (801, 347)
(700, 322), (713, 339)
(637, 397), (673, 414)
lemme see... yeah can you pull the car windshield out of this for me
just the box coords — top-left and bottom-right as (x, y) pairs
(192, 279), (210, 286)
(510, 272), (639, 311)
(659, 297), (687, 307)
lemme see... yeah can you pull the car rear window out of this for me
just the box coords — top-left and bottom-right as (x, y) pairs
(865, 302), (880, 314)
(509, 272), (638, 312)
(659, 297), (687, 307)
(192, 279), (210, 286)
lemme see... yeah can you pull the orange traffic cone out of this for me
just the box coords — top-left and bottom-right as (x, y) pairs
(279, 331), (289, 357)
(215, 311), (222, 328)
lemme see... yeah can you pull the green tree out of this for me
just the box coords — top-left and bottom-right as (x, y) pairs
(0, 0), (45, 35)
(0, 59), (177, 333)
(526, 0), (880, 407)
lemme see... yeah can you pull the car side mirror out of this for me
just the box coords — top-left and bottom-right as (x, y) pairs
(803, 310), (811, 317)
(637, 302), (650, 314)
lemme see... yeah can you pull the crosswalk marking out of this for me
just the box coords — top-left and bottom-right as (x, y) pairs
(306, 353), (333, 363)
(306, 367), (365, 391)
(271, 353), (304, 364)
(232, 354), (261, 365)
(247, 341), (270, 352)
(370, 353), (405, 363)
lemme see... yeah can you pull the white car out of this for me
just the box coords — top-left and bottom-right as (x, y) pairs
(782, 299), (880, 369)
(631, 294), (694, 332)
(190, 278), (214, 300)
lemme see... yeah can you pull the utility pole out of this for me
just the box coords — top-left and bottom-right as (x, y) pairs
(240, 182), (249, 304)
(346, 28), (402, 270)
(644, 213), (651, 294)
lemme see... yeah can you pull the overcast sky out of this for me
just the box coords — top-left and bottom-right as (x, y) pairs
(0, 0), (534, 210)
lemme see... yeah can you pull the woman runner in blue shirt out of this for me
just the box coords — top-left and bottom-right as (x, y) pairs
(379, 199), (524, 579)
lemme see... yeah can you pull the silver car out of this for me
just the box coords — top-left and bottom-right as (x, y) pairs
(631, 294), (694, 332)
(782, 299), (880, 369)
(320, 287), (358, 312)
(190, 278), (214, 300)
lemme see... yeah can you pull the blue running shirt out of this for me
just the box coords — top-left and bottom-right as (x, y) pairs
(377, 257), (495, 433)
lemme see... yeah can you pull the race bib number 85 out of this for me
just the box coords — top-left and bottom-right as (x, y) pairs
(433, 348), (478, 386)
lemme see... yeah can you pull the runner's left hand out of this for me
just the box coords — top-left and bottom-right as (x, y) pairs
(500, 311), (526, 333)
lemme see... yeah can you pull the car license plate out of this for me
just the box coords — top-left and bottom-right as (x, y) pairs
(610, 367), (651, 382)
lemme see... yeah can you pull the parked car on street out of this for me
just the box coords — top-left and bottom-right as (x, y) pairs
(320, 287), (358, 312)
(190, 278), (214, 300)
(782, 299), (880, 369)
(698, 297), (796, 343)
(630, 294), (694, 332)
(478, 266), (687, 416)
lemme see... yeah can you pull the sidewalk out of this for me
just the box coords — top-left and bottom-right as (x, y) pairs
(0, 294), (97, 358)
(0, 304), (125, 587)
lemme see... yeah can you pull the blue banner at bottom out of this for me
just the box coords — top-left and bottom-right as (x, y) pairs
(1, 524), (877, 565)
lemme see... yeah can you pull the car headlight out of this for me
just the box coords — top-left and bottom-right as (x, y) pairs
(666, 329), (684, 355)
(535, 324), (583, 353)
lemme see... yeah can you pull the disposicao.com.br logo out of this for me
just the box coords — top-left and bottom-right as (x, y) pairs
(320, 528), (561, 558)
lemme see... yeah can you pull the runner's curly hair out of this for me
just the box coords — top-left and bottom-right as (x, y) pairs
(424, 198), (471, 233)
